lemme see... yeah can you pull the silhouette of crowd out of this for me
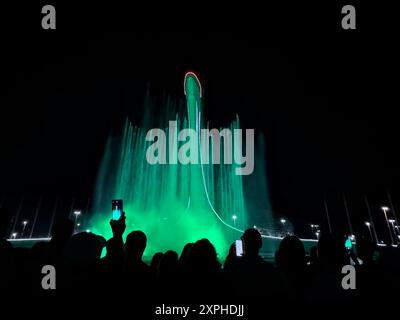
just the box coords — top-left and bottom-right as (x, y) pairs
(1, 208), (400, 305)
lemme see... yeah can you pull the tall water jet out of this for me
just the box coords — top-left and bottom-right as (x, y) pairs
(90, 72), (273, 258)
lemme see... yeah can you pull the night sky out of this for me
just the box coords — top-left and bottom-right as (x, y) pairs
(1, 3), (399, 237)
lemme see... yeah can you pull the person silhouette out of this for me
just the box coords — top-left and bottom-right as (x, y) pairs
(223, 228), (280, 301)
(124, 230), (153, 298)
(275, 235), (307, 300)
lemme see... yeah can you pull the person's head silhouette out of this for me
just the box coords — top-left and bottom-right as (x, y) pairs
(242, 228), (262, 256)
(276, 235), (306, 272)
(51, 218), (74, 246)
(150, 252), (164, 271)
(125, 230), (147, 261)
(159, 250), (178, 277)
(187, 239), (219, 275)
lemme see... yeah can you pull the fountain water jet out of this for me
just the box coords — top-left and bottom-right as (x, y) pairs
(90, 72), (273, 258)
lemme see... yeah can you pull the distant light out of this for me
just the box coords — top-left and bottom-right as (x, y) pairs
(280, 219), (286, 224)
(365, 222), (371, 226)
(350, 234), (355, 240)
(74, 210), (81, 215)
(310, 224), (314, 228)
(86, 229), (90, 233)
(389, 219), (395, 223)
(381, 206), (389, 211)
(11, 233), (17, 239)
(23, 220), (28, 225)
(232, 215), (237, 220)
(77, 223), (81, 227)
(315, 232), (320, 237)
(253, 225), (257, 229)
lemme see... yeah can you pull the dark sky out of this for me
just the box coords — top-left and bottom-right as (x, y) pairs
(1, 3), (399, 236)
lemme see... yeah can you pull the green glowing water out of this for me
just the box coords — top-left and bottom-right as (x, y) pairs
(90, 74), (271, 258)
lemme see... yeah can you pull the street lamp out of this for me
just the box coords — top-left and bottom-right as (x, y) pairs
(381, 206), (395, 245)
(394, 225), (400, 236)
(389, 219), (397, 242)
(22, 220), (28, 237)
(74, 210), (81, 223)
(280, 218), (287, 235)
(365, 221), (373, 242)
(232, 215), (237, 227)
(11, 232), (17, 239)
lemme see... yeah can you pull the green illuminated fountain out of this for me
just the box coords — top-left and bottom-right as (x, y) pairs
(90, 72), (272, 258)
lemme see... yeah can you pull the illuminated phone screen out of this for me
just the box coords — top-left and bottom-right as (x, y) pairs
(112, 199), (123, 220)
(235, 240), (244, 257)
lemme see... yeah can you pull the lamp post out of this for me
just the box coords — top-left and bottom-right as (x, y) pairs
(389, 219), (397, 243)
(394, 225), (399, 236)
(22, 220), (28, 237)
(365, 222), (373, 242)
(382, 206), (395, 245)
(281, 219), (286, 235)
(74, 210), (81, 231)
(232, 215), (237, 227)
(311, 224), (320, 239)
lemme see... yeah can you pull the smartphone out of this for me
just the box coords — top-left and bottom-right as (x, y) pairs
(112, 199), (123, 220)
(235, 240), (244, 257)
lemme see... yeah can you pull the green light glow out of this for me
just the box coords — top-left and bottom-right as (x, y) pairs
(90, 73), (272, 258)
